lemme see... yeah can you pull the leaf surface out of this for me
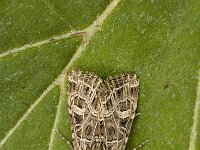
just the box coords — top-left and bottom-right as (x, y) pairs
(0, 0), (199, 150)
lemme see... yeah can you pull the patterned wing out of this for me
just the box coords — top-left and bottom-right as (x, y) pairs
(101, 74), (139, 150)
(68, 70), (104, 150)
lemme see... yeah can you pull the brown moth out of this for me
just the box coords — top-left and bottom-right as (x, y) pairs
(67, 70), (140, 150)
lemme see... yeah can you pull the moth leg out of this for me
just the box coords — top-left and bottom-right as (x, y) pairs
(132, 140), (149, 150)
(56, 129), (73, 149)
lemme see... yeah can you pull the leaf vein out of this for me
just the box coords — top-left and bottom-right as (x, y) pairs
(48, 74), (67, 150)
(0, 80), (58, 148)
(189, 69), (200, 150)
(0, 30), (85, 59)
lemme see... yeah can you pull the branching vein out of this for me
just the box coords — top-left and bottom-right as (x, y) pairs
(48, 0), (122, 147)
(48, 74), (67, 150)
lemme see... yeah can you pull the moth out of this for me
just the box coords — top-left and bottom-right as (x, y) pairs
(67, 70), (143, 150)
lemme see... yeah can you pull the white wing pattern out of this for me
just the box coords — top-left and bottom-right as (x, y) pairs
(67, 70), (139, 150)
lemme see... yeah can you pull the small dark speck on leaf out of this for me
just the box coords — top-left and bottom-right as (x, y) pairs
(163, 83), (170, 90)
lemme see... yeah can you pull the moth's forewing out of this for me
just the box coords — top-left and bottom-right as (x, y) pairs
(103, 75), (139, 150)
(68, 71), (103, 150)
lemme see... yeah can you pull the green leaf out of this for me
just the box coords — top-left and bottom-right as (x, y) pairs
(0, 0), (199, 150)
